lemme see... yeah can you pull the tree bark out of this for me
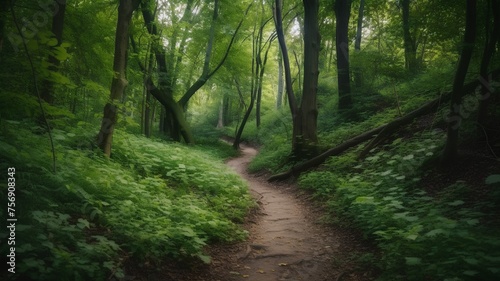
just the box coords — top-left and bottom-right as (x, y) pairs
(335, 0), (352, 110)
(401, 0), (418, 72)
(178, 2), (251, 108)
(0, 1), (11, 53)
(441, 0), (476, 164)
(268, 68), (500, 181)
(141, 1), (194, 143)
(274, 0), (298, 117)
(40, 1), (66, 104)
(98, 0), (140, 156)
(217, 98), (224, 128)
(353, 0), (364, 87)
(477, 0), (500, 126)
(233, 75), (254, 149)
(295, 0), (320, 155)
(277, 49), (284, 108)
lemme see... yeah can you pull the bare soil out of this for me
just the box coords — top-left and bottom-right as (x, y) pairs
(127, 145), (378, 281)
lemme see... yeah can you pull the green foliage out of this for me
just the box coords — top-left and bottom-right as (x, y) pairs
(0, 121), (252, 280)
(299, 132), (500, 280)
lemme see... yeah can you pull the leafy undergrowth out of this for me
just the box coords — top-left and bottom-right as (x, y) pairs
(0, 121), (252, 281)
(248, 71), (500, 280)
(299, 131), (500, 280)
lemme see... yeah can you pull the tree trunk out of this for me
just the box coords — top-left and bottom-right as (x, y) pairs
(178, 2), (251, 108)
(217, 98), (224, 128)
(401, 0), (418, 72)
(141, 1), (194, 143)
(477, 0), (500, 126)
(335, 0), (352, 110)
(353, 0), (364, 87)
(144, 90), (151, 137)
(233, 74), (254, 149)
(295, 0), (320, 156)
(97, 0), (140, 156)
(274, 0), (298, 118)
(268, 68), (500, 181)
(40, 1), (66, 104)
(441, 0), (477, 164)
(277, 49), (284, 108)
(0, 1), (10, 52)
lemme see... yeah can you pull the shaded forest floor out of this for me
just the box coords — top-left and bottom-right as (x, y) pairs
(127, 145), (379, 281)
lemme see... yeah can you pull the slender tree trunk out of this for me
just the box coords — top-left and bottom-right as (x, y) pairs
(223, 95), (230, 125)
(441, 0), (476, 164)
(40, 1), (66, 104)
(144, 50), (154, 138)
(256, 2), (265, 128)
(233, 71), (255, 149)
(178, 2), (250, 108)
(141, 1), (194, 143)
(217, 98), (224, 128)
(401, 0), (417, 73)
(478, 0), (500, 126)
(274, 0), (298, 150)
(98, 0), (140, 156)
(353, 0), (364, 87)
(277, 49), (284, 108)
(0, 1), (10, 52)
(274, 0), (298, 117)
(296, 0), (320, 156)
(335, 0), (352, 110)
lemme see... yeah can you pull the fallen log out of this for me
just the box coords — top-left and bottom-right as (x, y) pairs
(268, 69), (500, 182)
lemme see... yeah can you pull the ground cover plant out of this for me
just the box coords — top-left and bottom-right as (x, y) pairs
(0, 121), (252, 280)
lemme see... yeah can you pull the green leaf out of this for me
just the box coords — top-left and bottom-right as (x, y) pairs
(465, 219), (479, 226)
(198, 254), (211, 264)
(447, 200), (464, 206)
(77, 218), (90, 229)
(485, 174), (500, 185)
(463, 270), (478, 276)
(354, 196), (375, 204)
(403, 154), (414, 160)
(464, 258), (479, 265)
(405, 257), (421, 265)
(425, 228), (447, 237)
(380, 170), (392, 176)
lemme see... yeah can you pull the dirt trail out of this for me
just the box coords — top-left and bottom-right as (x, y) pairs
(223, 145), (343, 281)
(134, 144), (376, 281)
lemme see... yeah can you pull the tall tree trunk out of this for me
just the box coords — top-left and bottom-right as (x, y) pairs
(144, 50), (154, 138)
(223, 95), (230, 125)
(277, 49), (284, 108)
(335, 0), (352, 110)
(233, 93), (255, 149)
(353, 0), (364, 87)
(477, 0), (500, 126)
(274, 0), (298, 117)
(401, 0), (417, 73)
(40, 1), (66, 104)
(141, 1), (194, 143)
(274, 0), (299, 153)
(441, 0), (476, 164)
(98, 0), (140, 156)
(296, 0), (320, 156)
(178, 2), (250, 108)
(0, 0), (10, 53)
(217, 98), (224, 128)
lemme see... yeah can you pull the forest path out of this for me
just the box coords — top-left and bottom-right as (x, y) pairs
(221, 145), (344, 281)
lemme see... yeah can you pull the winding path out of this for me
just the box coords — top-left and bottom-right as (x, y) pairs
(223, 145), (342, 281)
